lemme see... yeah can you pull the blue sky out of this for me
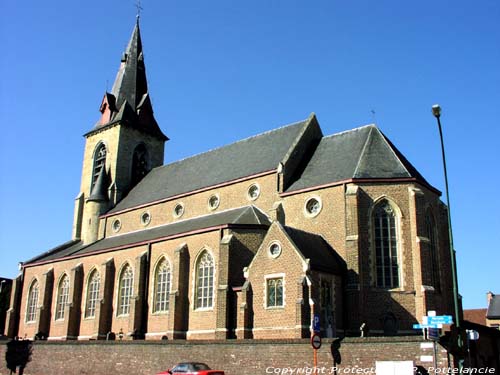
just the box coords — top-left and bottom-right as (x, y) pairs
(0, 1), (499, 310)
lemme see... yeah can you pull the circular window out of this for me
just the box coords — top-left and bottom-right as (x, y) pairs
(268, 242), (282, 258)
(173, 203), (185, 218)
(304, 197), (322, 217)
(247, 184), (260, 201)
(208, 194), (220, 210)
(112, 219), (122, 233)
(141, 211), (151, 226)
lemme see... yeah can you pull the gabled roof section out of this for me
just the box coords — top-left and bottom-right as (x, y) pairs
(286, 124), (433, 192)
(487, 294), (500, 319)
(24, 206), (271, 265)
(108, 119), (308, 214)
(284, 226), (346, 274)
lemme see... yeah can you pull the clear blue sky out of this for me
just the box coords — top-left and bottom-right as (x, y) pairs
(0, 1), (499, 310)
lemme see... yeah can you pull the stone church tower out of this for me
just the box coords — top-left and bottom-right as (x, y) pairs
(73, 20), (168, 244)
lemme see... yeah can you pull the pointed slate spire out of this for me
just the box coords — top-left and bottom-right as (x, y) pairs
(111, 19), (147, 111)
(86, 19), (167, 140)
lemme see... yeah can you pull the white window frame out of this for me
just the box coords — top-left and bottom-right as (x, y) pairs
(84, 269), (100, 319)
(26, 280), (39, 323)
(117, 264), (134, 316)
(153, 257), (171, 313)
(264, 273), (286, 309)
(194, 250), (215, 311)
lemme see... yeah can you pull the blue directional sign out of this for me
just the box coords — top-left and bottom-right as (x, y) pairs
(427, 315), (453, 325)
(413, 323), (439, 329)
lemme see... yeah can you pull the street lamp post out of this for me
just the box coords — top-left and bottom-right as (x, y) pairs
(432, 104), (463, 366)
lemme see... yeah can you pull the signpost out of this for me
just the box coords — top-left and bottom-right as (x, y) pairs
(313, 313), (321, 333)
(311, 334), (322, 350)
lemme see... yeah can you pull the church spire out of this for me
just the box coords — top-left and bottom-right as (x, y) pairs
(88, 19), (167, 141)
(111, 19), (147, 111)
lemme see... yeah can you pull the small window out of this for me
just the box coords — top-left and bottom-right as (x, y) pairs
(112, 219), (122, 233)
(173, 203), (185, 218)
(304, 197), (322, 217)
(267, 278), (284, 308)
(268, 242), (282, 258)
(208, 194), (220, 210)
(247, 184), (260, 201)
(92, 143), (107, 191)
(141, 211), (151, 226)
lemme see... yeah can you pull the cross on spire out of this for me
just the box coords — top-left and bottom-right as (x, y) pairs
(135, 0), (143, 21)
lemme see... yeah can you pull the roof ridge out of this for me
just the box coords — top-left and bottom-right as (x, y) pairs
(107, 205), (255, 240)
(353, 126), (374, 177)
(322, 123), (376, 139)
(155, 118), (309, 171)
(375, 127), (413, 176)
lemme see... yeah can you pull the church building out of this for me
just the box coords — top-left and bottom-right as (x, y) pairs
(6, 20), (455, 341)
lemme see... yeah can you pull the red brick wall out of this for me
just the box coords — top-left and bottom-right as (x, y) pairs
(0, 337), (449, 375)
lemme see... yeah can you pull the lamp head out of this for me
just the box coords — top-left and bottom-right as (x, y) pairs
(432, 104), (441, 118)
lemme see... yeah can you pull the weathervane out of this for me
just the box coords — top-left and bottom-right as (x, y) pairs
(135, 0), (143, 20)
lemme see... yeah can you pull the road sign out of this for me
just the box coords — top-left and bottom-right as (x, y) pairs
(428, 327), (440, 340)
(313, 313), (321, 332)
(311, 334), (322, 350)
(467, 330), (479, 341)
(413, 324), (439, 329)
(427, 315), (453, 325)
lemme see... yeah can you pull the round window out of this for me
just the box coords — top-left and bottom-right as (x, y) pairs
(173, 203), (185, 218)
(268, 242), (282, 258)
(208, 194), (220, 210)
(141, 211), (151, 226)
(112, 219), (122, 233)
(305, 197), (322, 217)
(247, 184), (260, 201)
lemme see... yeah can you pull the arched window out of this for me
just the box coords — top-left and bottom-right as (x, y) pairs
(26, 280), (39, 322)
(154, 258), (171, 313)
(118, 265), (134, 316)
(131, 144), (149, 187)
(85, 270), (100, 318)
(92, 143), (107, 190)
(195, 251), (214, 309)
(55, 274), (70, 320)
(373, 201), (400, 289)
(425, 212), (441, 291)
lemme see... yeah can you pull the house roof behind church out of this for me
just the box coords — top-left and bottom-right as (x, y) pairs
(24, 206), (270, 265)
(109, 119), (309, 214)
(487, 294), (500, 319)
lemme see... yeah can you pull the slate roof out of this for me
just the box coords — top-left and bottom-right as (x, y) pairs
(285, 226), (346, 274)
(487, 294), (500, 319)
(286, 124), (431, 192)
(24, 206), (271, 265)
(108, 119), (308, 214)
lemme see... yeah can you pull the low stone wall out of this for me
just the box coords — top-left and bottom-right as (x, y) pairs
(0, 337), (449, 375)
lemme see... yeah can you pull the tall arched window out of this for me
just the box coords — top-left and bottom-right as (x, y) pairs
(131, 144), (149, 187)
(425, 212), (441, 291)
(118, 265), (134, 316)
(154, 258), (171, 313)
(373, 201), (400, 289)
(85, 270), (100, 318)
(92, 143), (107, 190)
(195, 251), (214, 309)
(55, 274), (70, 320)
(26, 280), (39, 322)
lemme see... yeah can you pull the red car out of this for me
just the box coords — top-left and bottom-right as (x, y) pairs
(156, 362), (225, 375)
